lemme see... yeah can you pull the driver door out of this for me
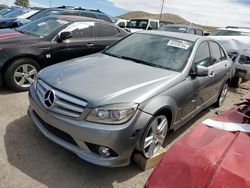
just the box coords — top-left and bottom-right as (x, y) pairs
(49, 22), (95, 64)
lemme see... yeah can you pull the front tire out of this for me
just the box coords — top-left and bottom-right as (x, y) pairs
(140, 115), (168, 158)
(4, 58), (40, 92)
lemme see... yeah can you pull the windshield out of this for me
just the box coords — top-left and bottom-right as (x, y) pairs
(17, 17), (69, 37)
(29, 9), (64, 21)
(127, 19), (148, 29)
(159, 26), (188, 33)
(210, 29), (243, 36)
(0, 8), (12, 15)
(104, 33), (194, 72)
(3, 9), (25, 18)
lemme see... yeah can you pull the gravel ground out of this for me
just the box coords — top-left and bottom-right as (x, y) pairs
(0, 81), (249, 188)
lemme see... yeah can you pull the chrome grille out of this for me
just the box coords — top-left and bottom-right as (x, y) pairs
(36, 79), (87, 118)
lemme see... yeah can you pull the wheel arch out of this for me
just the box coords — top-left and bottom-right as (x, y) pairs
(1, 54), (44, 75)
(139, 95), (178, 130)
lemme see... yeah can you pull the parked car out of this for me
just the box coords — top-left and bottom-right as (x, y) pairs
(210, 35), (250, 87)
(159, 24), (204, 35)
(11, 6), (113, 28)
(28, 31), (232, 167)
(0, 6), (23, 17)
(0, 4), (8, 10)
(0, 8), (39, 29)
(0, 15), (128, 91)
(125, 19), (160, 32)
(145, 93), (250, 188)
(115, 19), (129, 28)
(159, 20), (175, 27)
(210, 26), (250, 36)
(228, 49), (250, 87)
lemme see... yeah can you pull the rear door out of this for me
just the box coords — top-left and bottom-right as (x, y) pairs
(91, 23), (122, 53)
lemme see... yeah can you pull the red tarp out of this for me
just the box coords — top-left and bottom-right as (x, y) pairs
(146, 97), (250, 188)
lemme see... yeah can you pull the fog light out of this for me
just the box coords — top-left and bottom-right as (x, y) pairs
(99, 146), (111, 157)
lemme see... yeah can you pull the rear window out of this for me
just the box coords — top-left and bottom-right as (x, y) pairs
(159, 26), (188, 33)
(94, 23), (119, 37)
(29, 9), (64, 21)
(79, 12), (97, 19)
(97, 14), (112, 22)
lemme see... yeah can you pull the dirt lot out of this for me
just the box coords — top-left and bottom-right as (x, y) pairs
(0, 81), (249, 188)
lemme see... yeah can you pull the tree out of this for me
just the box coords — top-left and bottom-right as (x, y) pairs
(14, 0), (29, 7)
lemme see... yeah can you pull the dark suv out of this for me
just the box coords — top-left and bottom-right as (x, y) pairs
(0, 15), (128, 91)
(11, 6), (112, 28)
(159, 24), (204, 36)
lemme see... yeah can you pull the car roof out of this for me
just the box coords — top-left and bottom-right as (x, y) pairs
(166, 24), (203, 30)
(137, 30), (202, 42)
(48, 15), (111, 24)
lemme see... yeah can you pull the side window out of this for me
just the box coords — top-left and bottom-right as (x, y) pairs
(149, 21), (158, 30)
(209, 41), (222, 64)
(63, 22), (94, 38)
(97, 15), (112, 23)
(220, 48), (227, 61)
(188, 29), (195, 34)
(196, 29), (203, 36)
(193, 42), (211, 67)
(94, 23), (118, 37)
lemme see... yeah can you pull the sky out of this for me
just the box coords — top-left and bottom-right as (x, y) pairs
(3, 0), (250, 27)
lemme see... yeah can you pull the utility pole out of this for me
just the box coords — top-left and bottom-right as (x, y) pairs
(49, 0), (51, 7)
(159, 0), (165, 21)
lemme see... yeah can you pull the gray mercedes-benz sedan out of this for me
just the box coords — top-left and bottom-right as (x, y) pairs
(28, 31), (233, 167)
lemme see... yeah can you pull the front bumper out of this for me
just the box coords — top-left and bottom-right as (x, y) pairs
(28, 84), (152, 167)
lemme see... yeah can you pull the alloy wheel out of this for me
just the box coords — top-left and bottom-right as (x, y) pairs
(14, 64), (38, 88)
(143, 115), (168, 158)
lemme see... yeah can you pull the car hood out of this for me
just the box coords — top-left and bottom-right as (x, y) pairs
(0, 29), (41, 48)
(39, 53), (182, 106)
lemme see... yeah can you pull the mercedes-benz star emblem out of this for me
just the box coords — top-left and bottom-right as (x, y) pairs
(44, 90), (56, 108)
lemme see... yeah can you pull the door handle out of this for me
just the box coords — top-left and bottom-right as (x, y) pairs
(86, 43), (94, 47)
(209, 71), (215, 78)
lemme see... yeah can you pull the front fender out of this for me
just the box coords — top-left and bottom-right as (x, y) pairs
(139, 95), (177, 128)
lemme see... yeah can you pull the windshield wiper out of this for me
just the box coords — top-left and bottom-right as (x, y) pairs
(120, 56), (165, 69)
(102, 51), (122, 59)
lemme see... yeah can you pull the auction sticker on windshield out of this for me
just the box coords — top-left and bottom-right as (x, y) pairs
(167, 40), (190, 50)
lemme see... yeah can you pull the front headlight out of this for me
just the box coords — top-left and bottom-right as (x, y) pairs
(85, 103), (138, 125)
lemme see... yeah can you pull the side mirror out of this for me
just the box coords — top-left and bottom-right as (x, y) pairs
(191, 65), (209, 77)
(57, 31), (72, 42)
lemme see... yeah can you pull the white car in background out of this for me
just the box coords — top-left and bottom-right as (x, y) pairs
(125, 18), (160, 33)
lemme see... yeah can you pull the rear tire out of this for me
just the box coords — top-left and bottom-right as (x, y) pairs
(4, 58), (40, 92)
